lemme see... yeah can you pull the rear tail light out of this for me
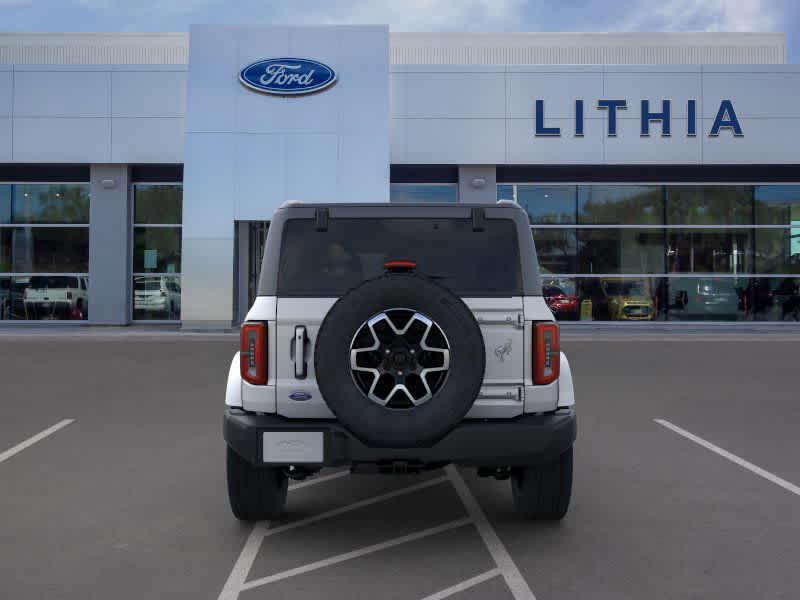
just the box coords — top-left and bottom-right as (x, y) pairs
(240, 322), (267, 385)
(533, 322), (560, 385)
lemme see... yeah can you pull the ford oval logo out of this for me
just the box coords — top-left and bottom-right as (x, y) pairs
(239, 58), (337, 96)
(289, 391), (312, 401)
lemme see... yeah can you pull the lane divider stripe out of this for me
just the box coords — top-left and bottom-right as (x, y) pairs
(241, 518), (473, 591)
(418, 568), (501, 600)
(217, 475), (450, 599)
(445, 465), (537, 600)
(0, 419), (75, 464)
(655, 418), (800, 497)
(289, 469), (349, 490)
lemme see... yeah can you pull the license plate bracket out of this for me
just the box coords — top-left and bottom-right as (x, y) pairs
(262, 431), (324, 464)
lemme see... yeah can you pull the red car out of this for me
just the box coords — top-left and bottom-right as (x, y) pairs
(543, 284), (579, 320)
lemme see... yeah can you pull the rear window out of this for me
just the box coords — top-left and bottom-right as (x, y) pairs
(277, 218), (522, 296)
(29, 276), (78, 289)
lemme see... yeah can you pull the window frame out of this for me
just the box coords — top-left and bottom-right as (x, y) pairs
(130, 182), (183, 323)
(0, 181), (90, 323)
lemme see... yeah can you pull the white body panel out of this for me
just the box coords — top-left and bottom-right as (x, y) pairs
(225, 354), (242, 408)
(230, 293), (572, 419)
(463, 297), (525, 418)
(274, 297), (337, 419)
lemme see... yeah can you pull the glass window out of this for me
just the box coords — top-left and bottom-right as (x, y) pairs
(515, 185), (576, 224)
(578, 185), (663, 225)
(1, 228), (89, 273)
(755, 185), (800, 225)
(666, 229), (753, 274)
(497, 184), (514, 202)
(390, 184), (457, 203)
(745, 277), (800, 321)
(755, 228), (800, 274)
(532, 228), (577, 274)
(578, 229), (665, 274)
(666, 277), (747, 321)
(133, 228), (181, 274)
(575, 277), (666, 321)
(0, 183), (89, 321)
(666, 186), (752, 225)
(132, 184), (182, 321)
(133, 275), (181, 320)
(277, 218), (522, 297)
(0, 185), (10, 224)
(4, 184), (90, 224)
(134, 185), (182, 225)
(0, 275), (89, 321)
(541, 276), (579, 320)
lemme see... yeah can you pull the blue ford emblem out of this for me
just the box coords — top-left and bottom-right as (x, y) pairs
(289, 391), (312, 401)
(239, 58), (337, 96)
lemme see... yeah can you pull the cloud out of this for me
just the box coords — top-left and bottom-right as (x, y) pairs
(275, 0), (524, 31)
(622, 0), (780, 32)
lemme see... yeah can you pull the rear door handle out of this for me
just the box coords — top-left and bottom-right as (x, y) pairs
(294, 326), (307, 379)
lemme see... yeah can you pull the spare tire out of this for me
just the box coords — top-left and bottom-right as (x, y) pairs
(314, 274), (485, 448)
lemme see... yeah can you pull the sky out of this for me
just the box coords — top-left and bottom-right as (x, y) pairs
(0, 0), (797, 62)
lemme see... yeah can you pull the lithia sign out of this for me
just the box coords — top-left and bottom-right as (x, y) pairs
(535, 99), (743, 138)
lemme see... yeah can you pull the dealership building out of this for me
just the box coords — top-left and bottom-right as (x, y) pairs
(0, 27), (798, 327)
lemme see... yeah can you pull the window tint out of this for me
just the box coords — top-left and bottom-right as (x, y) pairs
(1, 228), (89, 273)
(666, 229), (753, 274)
(516, 185), (576, 224)
(133, 228), (181, 273)
(532, 228), (577, 274)
(4, 184), (90, 224)
(666, 186), (752, 225)
(754, 185), (800, 225)
(578, 185), (663, 225)
(277, 218), (522, 296)
(578, 229), (665, 274)
(134, 185), (182, 224)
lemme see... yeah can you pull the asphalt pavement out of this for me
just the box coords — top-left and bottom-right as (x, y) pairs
(0, 331), (798, 599)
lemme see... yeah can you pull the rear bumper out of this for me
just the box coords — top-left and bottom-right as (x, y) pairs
(224, 408), (576, 468)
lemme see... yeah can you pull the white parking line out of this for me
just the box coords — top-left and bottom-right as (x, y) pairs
(446, 465), (537, 600)
(0, 419), (75, 464)
(288, 469), (349, 490)
(241, 518), (472, 591)
(655, 418), (800, 497)
(217, 475), (449, 600)
(419, 569), (501, 600)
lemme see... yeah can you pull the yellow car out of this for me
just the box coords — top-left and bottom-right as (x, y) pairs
(600, 279), (655, 321)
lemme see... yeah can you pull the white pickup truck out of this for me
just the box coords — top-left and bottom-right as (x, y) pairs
(23, 275), (88, 320)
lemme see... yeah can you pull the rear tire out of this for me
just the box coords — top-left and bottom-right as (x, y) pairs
(511, 447), (573, 520)
(226, 446), (288, 521)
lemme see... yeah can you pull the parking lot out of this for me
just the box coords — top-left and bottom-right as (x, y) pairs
(1, 329), (799, 600)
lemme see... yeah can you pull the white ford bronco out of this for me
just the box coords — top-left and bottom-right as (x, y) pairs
(224, 202), (576, 521)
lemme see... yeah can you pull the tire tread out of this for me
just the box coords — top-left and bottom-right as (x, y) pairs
(511, 447), (573, 520)
(226, 447), (288, 521)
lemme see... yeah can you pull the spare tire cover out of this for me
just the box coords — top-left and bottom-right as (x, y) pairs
(314, 274), (485, 448)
